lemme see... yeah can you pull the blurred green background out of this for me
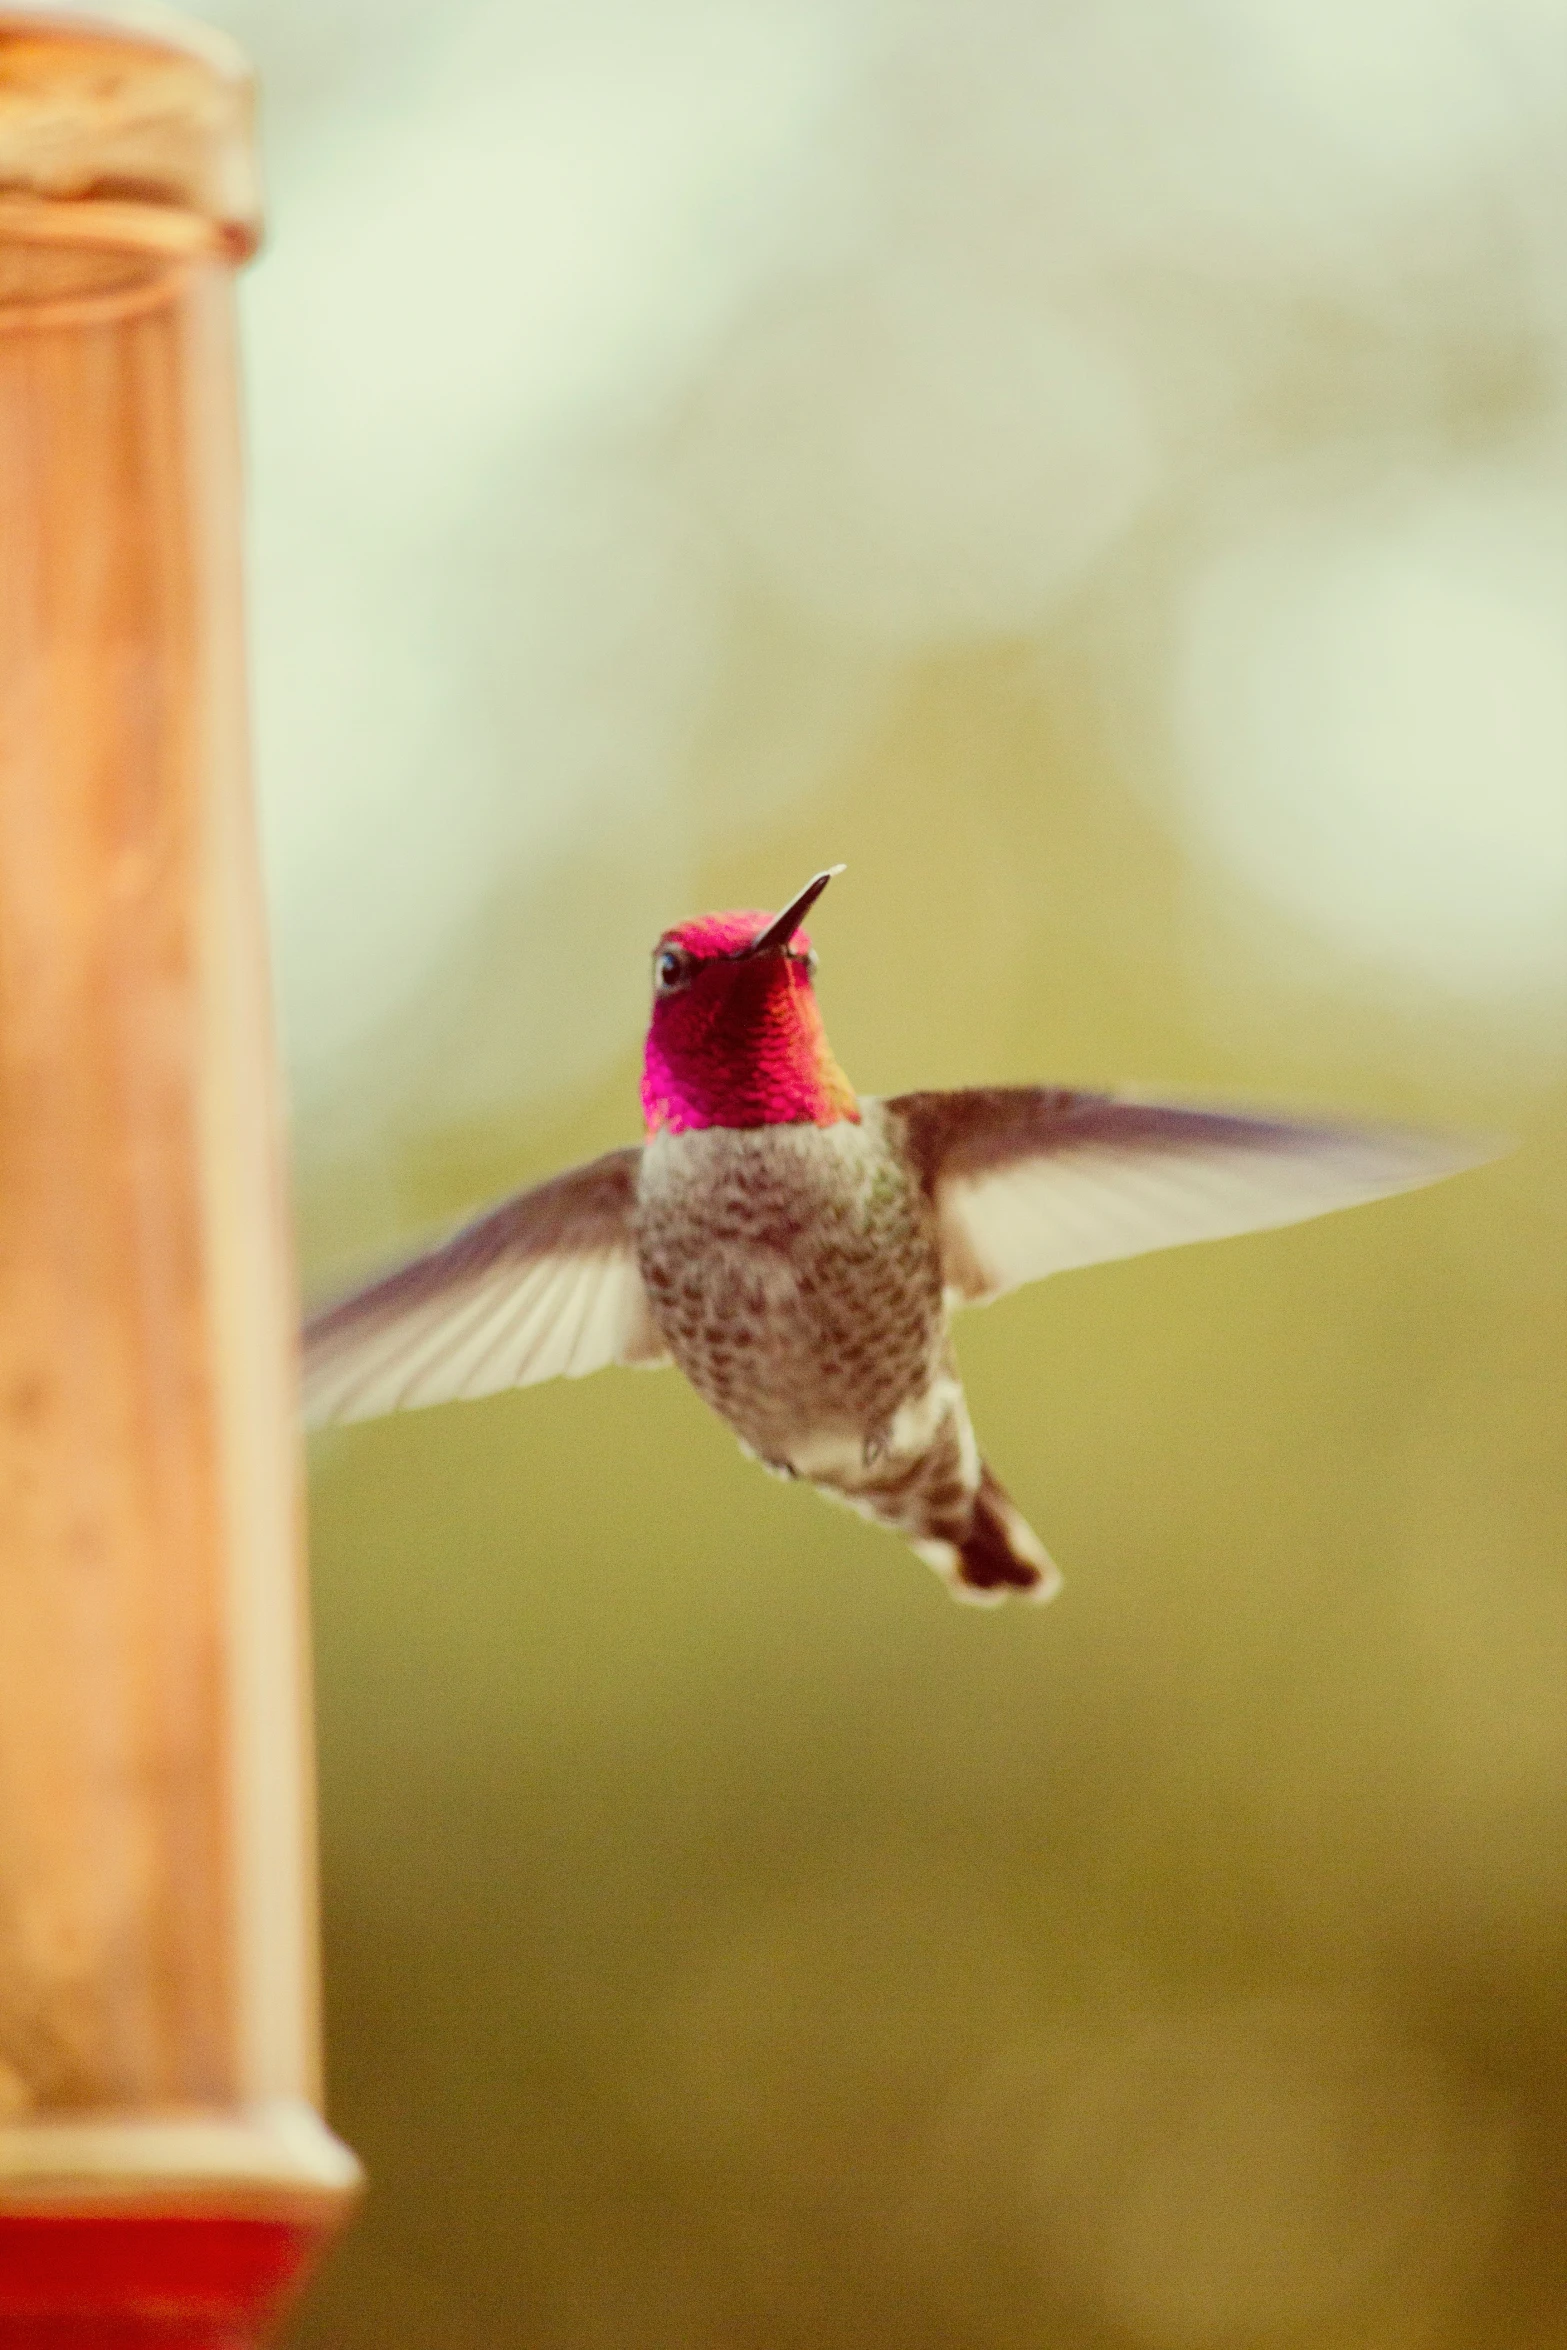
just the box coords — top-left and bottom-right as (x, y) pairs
(194, 0), (1566, 2339)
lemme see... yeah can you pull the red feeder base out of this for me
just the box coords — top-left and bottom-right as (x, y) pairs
(0, 2210), (344, 2348)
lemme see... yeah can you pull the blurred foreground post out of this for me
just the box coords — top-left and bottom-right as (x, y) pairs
(0, 10), (360, 2342)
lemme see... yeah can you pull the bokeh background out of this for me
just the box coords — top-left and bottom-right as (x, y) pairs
(190, 0), (1564, 2341)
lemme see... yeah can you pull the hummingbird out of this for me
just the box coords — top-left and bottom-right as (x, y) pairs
(303, 868), (1487, 1605)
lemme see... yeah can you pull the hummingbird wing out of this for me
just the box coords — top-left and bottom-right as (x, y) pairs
(301, 1146), (665, 1427)
(883, 1088), (1494, 1306)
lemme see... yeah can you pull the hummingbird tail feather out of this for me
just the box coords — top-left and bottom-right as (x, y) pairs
(914, 1466), (1062, 1608)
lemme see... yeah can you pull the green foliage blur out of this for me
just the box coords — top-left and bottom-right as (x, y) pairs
(289, 658), (1562, 2348)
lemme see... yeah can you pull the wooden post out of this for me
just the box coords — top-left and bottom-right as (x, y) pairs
(0, 11), (360, 2342)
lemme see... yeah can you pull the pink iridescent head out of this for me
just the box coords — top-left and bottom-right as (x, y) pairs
(641, 868), (859, 1136)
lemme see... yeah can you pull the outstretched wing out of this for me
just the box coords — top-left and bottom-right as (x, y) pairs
(883, 1088), (1495, 1306)
(302, 1146), (665, 1427)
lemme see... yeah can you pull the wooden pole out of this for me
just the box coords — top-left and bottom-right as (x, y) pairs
(0, 12), (360, 2342)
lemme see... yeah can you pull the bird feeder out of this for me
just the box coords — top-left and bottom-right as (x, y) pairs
(0, 7), (360, 2341)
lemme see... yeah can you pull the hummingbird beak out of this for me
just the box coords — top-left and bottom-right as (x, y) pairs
(742, 866), (845, 958)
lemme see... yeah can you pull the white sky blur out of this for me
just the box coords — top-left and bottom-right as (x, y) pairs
(179, 0), (1567, 1138)
(1178, 455), (1567, 1003)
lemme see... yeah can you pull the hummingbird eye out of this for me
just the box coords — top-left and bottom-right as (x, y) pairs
(654, 946), (692, 995)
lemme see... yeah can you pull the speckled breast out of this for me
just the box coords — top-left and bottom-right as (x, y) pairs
(632, 1106), (945, 1462)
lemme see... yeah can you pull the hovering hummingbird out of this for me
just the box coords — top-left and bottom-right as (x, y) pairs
(303, 869), (1486, 1605)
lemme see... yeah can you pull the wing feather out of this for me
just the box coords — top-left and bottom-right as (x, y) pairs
(389, 1271), (531, 1413)
(882, 1088), (1496, 1304)
(448, 1266), (557, 1404)
(302, 1146), (665, 1427)
(409, 1272), (546, 1410)
(516, 1251), (596, 1390)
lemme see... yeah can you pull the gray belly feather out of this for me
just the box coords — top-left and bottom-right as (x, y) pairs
(632, 1112), (945, 1476)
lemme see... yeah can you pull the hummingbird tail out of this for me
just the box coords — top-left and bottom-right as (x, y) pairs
(913, 1465), (1062, 1608)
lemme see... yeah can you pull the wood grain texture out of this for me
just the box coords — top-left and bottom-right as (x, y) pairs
(0, 260), (239, 2113)
(0, 10), (342, 2187)
(0, 28), (357, 2341)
